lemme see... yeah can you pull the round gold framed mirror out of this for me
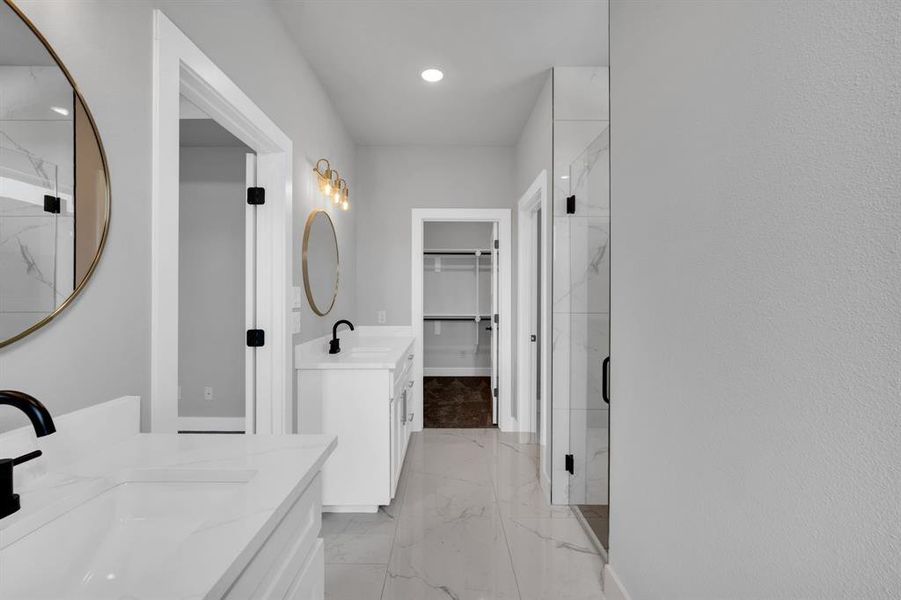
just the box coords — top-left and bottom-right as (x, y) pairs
(302, 209), (339, 316)
(0, 0), (111, 349)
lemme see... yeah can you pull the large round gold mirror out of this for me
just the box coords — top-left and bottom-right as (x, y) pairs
(0, 0), (110, 348)
(302, 209), (338, 316)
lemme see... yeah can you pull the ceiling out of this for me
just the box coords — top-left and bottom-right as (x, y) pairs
(272, 1), (607, 146)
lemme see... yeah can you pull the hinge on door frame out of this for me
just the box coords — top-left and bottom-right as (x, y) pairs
(247, 187), (265, 205)
(43, 195), (61, 214)
(565, 454), (574, 475)
(493, 314), (498, 324)
(566, 194), (576, 214)
(246, 329), (265, 347)
(493, 387), (498, 398)
(493, 239), (499, 250)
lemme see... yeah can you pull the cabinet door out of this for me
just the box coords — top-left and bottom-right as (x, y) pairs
(389, 396), (399, 496)
(403, 382), (414, 455)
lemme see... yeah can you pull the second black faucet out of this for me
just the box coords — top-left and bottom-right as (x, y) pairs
(329, 319), (354, 354)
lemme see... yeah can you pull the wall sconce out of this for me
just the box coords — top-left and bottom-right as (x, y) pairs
(313, 158), (338, 196)
(314, 158), (351, 211)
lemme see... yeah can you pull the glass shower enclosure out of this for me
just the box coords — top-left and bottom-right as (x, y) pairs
(551, 67), (610, 549)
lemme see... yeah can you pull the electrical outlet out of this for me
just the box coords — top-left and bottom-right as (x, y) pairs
(377, 310), (386, 324)
(292, 286), (303, 309)
(291, 311), (302, 334)
(204, 386), (213, 401)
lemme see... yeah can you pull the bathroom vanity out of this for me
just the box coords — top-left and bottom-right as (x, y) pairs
(0, 397), (335, 599)
(296, 328), (416, 512)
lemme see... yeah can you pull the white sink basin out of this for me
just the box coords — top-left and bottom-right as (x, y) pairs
(0, 469), (255, 599)
(349, 346), (391, 354)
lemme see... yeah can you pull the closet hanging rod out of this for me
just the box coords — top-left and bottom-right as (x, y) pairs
(423, 249), (492, 255)
(423, 315), (491, 321)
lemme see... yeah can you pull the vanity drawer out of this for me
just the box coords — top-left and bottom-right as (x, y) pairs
(223, 474), (322, 599)
(392, 346), (415, 385)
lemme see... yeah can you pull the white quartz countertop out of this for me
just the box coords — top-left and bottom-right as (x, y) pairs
(295, 332), (414, 370)
(0, 432), (336, 599)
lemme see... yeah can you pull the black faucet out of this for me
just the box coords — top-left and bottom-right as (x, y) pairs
(1, 390), (56, 519)
(329, 319), (355, 354)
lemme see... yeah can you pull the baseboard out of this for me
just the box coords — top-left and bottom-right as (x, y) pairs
(603, 564), (632, 600)
(540, 463), (552, 505)
(177, 416), (245, 432)
(423, 367), (491, 377)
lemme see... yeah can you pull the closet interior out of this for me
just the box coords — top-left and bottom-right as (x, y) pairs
(422, 222), (498, 428)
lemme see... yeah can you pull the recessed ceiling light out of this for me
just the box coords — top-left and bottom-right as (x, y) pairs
(50, 106), (69, 116)
(421, 68), (444, 83)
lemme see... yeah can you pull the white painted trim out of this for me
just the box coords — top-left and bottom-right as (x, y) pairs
(516, 170), (551, 439)
(423, 368), (492, 377)
(323, 505), (379, 514)
(151, 11), (293, 434)
(177, 416), (246, 432)
(603, 564), (632, 600)
(411, 208), (514, 432)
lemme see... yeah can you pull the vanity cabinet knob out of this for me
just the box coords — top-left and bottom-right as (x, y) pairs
(407, 380), (414, 388)
(407, 354), (414, 360)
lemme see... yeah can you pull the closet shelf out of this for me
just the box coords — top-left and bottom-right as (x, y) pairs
(424, 249), (492, 256)
(424, 314), (491, 321)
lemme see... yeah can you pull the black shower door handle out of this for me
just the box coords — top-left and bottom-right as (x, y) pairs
(602, 356), (610, 404)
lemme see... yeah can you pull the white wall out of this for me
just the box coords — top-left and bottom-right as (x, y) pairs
(354, 146), (514, 326)
(0, 0), (355, 431)
(609, 1), (901, 598)
(178, 146), (246, 419)
(515, 70), (552, 200)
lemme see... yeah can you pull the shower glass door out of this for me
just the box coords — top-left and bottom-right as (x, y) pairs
(550, 67), (609, 548)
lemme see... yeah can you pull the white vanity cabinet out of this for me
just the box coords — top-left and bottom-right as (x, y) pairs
(296, 333), (416, 512)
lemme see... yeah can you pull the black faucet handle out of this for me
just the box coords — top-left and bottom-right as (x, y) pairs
(12, 450), (42, 466)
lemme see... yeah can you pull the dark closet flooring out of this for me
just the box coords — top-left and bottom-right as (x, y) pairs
(423, 376), (495, 428)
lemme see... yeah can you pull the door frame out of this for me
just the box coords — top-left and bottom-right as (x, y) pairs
(516, 170), (551, 442)
(151, 11), (293, 434)
(411, 208), (514, 431)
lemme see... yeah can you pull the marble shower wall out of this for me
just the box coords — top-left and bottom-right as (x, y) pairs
(551, 67), (609, 506)
(0, 66), (75, 340)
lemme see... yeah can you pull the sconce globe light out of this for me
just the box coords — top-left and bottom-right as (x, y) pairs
(333, 178), (346, 205)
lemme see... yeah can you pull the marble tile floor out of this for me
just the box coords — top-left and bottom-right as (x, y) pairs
(323, 428), (606, 600)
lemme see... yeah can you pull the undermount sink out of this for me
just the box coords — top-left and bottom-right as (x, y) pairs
(1, 469), (255, 599)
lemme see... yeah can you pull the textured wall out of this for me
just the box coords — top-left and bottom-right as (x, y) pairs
(609, 1), (901, 598)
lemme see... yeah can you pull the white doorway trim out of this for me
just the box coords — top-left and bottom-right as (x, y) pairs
(411, 208), (514, 432)
(151, 11), (293, 434)
(516, 170), (551, 440)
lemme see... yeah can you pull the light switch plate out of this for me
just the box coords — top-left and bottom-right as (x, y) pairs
(204, 386), (213, 401)
(291, 311), (302, 334)
(377, 310), (386, 324)
(292, 286), (303, 309)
